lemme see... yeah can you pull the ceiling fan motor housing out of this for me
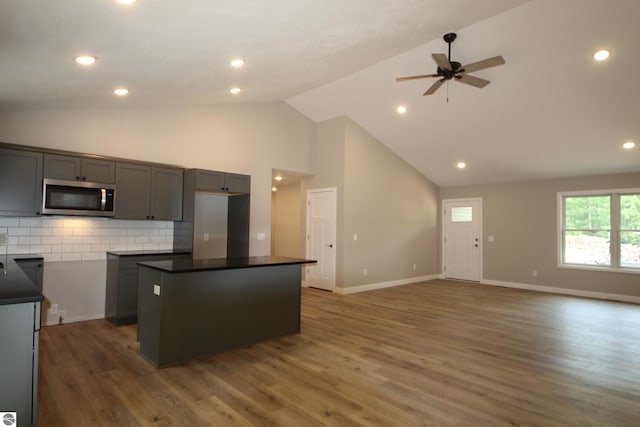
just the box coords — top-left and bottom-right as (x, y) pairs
(438, 61), (461, 79)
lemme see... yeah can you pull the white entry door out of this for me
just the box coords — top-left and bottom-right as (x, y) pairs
(442, 199), (482, 281)
(306, 188), (337, 291)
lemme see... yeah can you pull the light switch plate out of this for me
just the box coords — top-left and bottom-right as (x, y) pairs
(257, 232), (266, 241)
(153, 284), (161, 296)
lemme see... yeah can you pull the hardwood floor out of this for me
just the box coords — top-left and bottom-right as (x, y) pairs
(38, 279), (640, 426)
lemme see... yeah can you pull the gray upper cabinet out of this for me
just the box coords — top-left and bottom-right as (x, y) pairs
(44, 154), (115, 183)
(194, 169), (250, 194)
(0, 148), (43, 216)
(115, 163), (183, 220)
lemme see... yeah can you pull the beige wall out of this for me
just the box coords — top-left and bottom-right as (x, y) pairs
(304, 116), (440, 290)
(0, 102), (316, 256)
(441, 172), (640, 299)
(271, 183), (304, 258)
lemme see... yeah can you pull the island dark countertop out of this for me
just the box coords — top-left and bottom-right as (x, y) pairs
(107, 249), (191, 257)
(0, 255), (44, 305)
(137, 256), (317, 273)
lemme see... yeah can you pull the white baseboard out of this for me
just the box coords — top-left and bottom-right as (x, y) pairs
(480, 279), (640, 304)
(334, 274), (440, 294)
(44, 313), (104, 327)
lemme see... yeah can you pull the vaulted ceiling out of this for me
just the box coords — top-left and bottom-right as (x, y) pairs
(1, 0), (638, 186)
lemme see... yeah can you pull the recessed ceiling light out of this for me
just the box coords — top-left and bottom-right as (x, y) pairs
(274, 175), (283, 181)
(272, 186), (277, 192)
(116, 0), (136, 4)
(74, 56), (96, 66)
(229, 87), (241, 94)
(113, 88), (129, 96)
(594, 49), (610, 61)
(622, 141), (636, 149)
(456, 161), (467, 169)
(396, 105), (407, 114)
(230, 58), (245, 68)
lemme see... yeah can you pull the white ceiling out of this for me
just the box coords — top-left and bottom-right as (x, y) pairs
(2, 0), (638, 186)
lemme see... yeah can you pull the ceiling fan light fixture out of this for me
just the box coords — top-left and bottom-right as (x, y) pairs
(456, 161), (467, 169)
(622, 141), (636, 149)
(229, 87), (241, 94)
(593, 49), (610, 61)
(396, 105), (407, 114)
(113, 87), (129, 96)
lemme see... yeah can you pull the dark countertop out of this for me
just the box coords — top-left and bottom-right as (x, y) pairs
(107, 250), (191, 257)
(137, 256), (317, 273)
(0, 255), (44, 305)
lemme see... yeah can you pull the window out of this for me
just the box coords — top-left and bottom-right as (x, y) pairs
(559, 190), (640, 272)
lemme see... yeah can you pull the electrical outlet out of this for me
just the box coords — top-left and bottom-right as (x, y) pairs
(413, 263), (417, 271)
(353, 233), (358, 241)
(49, 304), (58, 315)
(532, 269), (538, 277)
(153, 284), (161, 296)
(363, 268), (368, 276)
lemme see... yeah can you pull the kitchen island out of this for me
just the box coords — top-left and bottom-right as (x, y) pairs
(136, 256), (316, 368)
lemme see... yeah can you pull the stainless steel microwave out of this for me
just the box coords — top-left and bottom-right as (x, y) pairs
(42, 178), (115, 217)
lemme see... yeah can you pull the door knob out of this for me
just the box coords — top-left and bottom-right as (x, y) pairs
(327, 244), (334, 248)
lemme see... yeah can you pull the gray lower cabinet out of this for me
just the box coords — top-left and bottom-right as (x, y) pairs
(0, 301), (41, 427)
(44, 154), (115, 183)
(115, 163), (183, 220)
(0, 148), (43, 217)
(105, 253), (190, 325)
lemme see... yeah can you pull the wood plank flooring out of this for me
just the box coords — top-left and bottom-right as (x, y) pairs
(37, 279), (640, 426)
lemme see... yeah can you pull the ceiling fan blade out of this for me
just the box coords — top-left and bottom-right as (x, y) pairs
(460, 56), (505, 73)
(455, 74), (490, 88)
(424, 78), (445, 96)
(432, 53), (451, 71)
(395, 74), (439, 82)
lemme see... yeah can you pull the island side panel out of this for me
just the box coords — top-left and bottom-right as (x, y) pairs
(138, 267), (164, 367)
(156, 264), (301, 367)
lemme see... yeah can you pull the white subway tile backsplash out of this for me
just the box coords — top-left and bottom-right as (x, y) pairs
(8, 227), (30, 236)
(4, 217), (175, 259)
(19, 218), (42, 227)
(30, 227), (52, 236)
(19, 236), (42, 245)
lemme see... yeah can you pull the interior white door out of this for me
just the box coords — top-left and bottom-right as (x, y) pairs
(306, 188), (337, 291)
(442, 199), (482, 281)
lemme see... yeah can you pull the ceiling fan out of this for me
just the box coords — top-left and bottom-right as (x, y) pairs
(396, 32), (505, 96)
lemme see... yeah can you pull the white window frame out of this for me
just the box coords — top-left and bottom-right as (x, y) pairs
(557, 188), (640, 274)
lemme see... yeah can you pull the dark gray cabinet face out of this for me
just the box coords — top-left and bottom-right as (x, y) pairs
(105, 253), (190, 326)
(150, 167), (183, 221)
(115, 163), (183, 220)
(0, 148), (43, 216)
(115, 163), (151, 219)
(194, 169), (250, 193)
(44, 154), (115, 183)
(224, 172), (251, 193)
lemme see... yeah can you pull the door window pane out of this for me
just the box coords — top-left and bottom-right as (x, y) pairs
(451, 207), (472, 222)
